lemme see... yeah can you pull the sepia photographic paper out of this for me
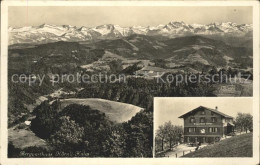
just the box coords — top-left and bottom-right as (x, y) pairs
(0, 1), (259, 165)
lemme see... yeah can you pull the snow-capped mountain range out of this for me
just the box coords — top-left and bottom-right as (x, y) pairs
(8, 21), (253, 45)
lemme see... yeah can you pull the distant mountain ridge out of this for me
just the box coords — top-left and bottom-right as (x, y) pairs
(9, 21), (252, 45)
(9, 35), (252, 76)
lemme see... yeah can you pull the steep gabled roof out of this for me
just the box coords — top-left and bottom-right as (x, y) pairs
(178, 106), (233, 119)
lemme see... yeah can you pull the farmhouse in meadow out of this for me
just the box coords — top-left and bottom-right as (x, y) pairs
(178, 106), (234, 143)
(136, 66), (166, 76)
(135, 66), (180, 78)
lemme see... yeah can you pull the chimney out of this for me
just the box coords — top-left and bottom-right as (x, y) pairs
(215, 106), (218, 111)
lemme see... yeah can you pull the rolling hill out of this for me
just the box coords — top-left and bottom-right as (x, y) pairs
(9, 34), (253, 75)
(9, 129), (50, 150)
(182, 133), (253, 157)
(85, 35), (252, 71)
(8, 41), (105, 75)
(58, 98), (143, 123)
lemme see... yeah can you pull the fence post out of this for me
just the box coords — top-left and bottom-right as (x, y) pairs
(176, 153), (177, 158)
(183, 151), (184, 156)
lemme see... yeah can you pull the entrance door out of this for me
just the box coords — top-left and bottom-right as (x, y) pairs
(226, 125), (233, 134)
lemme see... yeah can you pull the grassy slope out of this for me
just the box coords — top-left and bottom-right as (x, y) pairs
(59, 98), (143, 123)
(182, 133), (253, 157)
(9, 129), (49, 149)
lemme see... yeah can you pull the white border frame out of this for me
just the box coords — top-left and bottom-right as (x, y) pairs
(1, 1), (259, 165)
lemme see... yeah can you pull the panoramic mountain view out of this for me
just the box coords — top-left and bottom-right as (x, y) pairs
(9, 21), (252, 45)
(7, 6), (253, 158)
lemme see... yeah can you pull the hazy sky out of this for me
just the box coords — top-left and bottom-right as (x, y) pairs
(9, 6), (252, 27)
(154, 97), (253, 131)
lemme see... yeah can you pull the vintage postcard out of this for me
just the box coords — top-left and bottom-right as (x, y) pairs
(0, 1), (259, 165)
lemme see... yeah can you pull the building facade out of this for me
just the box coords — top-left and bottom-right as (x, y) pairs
(179, 106), (234, 143)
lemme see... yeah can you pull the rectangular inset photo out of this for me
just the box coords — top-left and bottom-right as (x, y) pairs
(154, 97), (253, 158)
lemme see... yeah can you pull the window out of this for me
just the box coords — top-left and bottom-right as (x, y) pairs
(188, 128), (196, 133)
(211, 112), (215, 115)
(211, 117), (217, 123)
(209, 127), (218, 133)
(190, 117), (195, 123)
(201, 110), (205, 115)
(200, 117), (205, 123)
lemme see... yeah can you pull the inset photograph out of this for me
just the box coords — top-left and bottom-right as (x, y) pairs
(154, 97), (253, 158)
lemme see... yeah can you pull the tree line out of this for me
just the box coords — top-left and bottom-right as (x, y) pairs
(155, 121), (183, 154)
(234, 112), (253, 133)
(18, 102), (153, 157)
